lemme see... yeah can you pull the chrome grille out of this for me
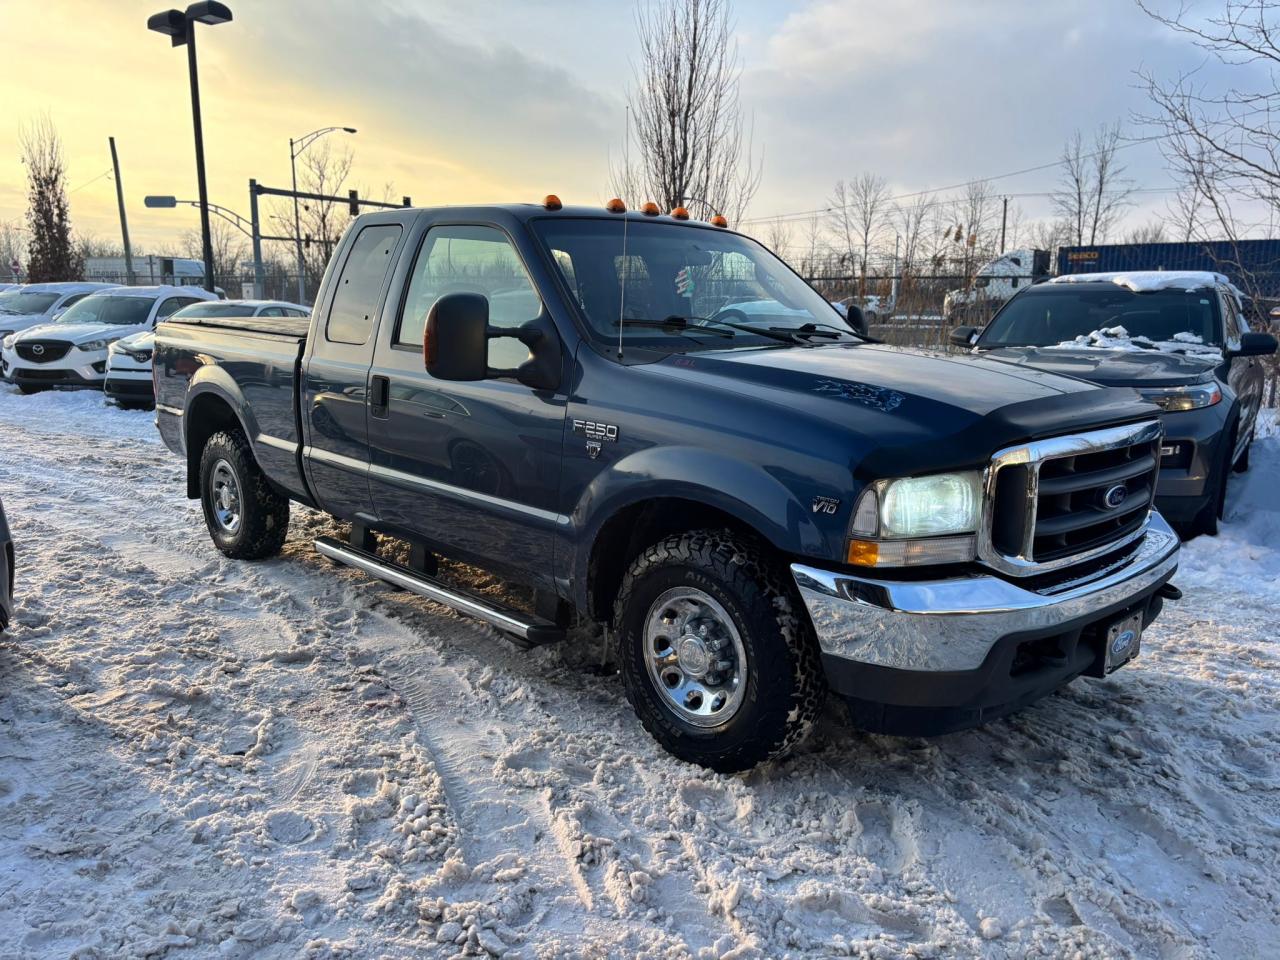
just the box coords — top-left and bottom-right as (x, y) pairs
(16, 340), (72, 363)
(979, 420), (1163, 577)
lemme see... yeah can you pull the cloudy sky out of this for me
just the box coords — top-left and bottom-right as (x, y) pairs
(0, 0), (1251, 256)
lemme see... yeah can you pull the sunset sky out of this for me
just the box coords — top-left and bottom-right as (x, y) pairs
(0, 0), (1252, 258)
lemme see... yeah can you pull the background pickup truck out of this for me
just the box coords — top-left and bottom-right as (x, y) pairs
(155, 200), (1181, 772)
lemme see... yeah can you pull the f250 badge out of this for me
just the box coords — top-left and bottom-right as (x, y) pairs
(573, 419), (618, 459)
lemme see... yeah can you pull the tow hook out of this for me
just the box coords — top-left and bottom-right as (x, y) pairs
(1157, 582), (1183, 601)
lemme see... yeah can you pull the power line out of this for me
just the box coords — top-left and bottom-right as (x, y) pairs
(738, 134), (1170, 226)
(68, 169), (113, 194)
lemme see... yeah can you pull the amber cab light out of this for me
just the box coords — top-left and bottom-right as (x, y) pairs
(641, 202), (660, 216)
(710, 214), (729, 228)
(670, 206), (690, 220)
(543, 194), (563, 210)
(605, 198), (626, 213)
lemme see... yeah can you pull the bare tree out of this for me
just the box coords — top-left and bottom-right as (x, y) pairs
(760, 219), (793, 259)
(827, 173), (890, 290)
(183, 219), (248, 290)
(893, 192), (933, 283)
(21, 116), (83, 282)
(1137, 0), (1280, 306)
(1052, 123), (1133, 245)
(614, 0), (762, 223)
(76, 235), (122, 260)
(1123, 220), (1169, 244)
(0, 221), (26, 281)
(272, 141), (355, 294)
(1028, 218), (1075, 262)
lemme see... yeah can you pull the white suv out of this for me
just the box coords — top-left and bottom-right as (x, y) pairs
(6, 285), (217, 393)
(102, 299), (309, 408)
(0, 282), (119, 380)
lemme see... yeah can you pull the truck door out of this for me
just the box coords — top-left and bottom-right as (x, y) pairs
(301, 221), (406, 523)
(1219, 286), (1262, 445)
(366, 221), (567, 590)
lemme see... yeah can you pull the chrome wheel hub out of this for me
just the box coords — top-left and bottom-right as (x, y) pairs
(643, 587), (747, 727)
(210, 460), (242, 534)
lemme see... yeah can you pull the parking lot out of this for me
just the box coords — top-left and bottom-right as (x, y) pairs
(0, 385), (1275, 959)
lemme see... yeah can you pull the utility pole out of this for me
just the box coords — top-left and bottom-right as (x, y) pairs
(108, 137), (135, 285)
(248, 179), (264, 299)
(1000, 196), (1009, 253)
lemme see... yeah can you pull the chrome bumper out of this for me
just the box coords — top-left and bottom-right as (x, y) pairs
(792, 512), (1180, 674)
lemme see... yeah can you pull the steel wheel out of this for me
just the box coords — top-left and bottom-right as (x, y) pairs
(209, 459), (243, 535)
(643, 586), (748, 727)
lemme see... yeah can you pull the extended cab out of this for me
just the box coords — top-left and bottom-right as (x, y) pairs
(155, 202), (1181, 771)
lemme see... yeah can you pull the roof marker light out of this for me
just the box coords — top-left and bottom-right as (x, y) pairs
(605, 198), (626, 213)
(543, 194), (562, 210)
(670, 206), (690, 220)
(641, 202), (660, 216)
(710, 215), (729, 228)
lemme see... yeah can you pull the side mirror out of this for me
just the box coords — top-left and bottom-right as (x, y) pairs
(1230, 331), (1278, 358)
(844, 304), (867, 336)
(425, 292), (562, 391)
(949, 325), (978, 348)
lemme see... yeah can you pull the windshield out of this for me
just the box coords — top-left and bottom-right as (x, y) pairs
(979, 288), (1221, 347)
(0, 291), (60, 315)
(531, 218), (856, 352)
(174, 302), (258, 318)
(56, 295), (154, 326)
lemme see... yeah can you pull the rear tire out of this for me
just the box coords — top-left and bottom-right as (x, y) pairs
(198, 429), (290, 560)
(613, 530), (824, 772)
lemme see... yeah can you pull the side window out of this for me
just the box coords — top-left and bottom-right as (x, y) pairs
(397, 224), (542, 369)
(1219, 288), (1242, 343)
(156, 296), (197, 320)
(258, 306), (284, 317)
(327, 224), (403, 345)
(60, 292), (90, 309)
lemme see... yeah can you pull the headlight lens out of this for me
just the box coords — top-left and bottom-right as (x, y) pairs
(1, 334), (14, 350)
(1138, 383), (1221, 412)
(78, 338), (118, 352)
(846, 471), (983, 567)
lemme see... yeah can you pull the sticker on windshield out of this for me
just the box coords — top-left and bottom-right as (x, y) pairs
(676, 267), (695, 296)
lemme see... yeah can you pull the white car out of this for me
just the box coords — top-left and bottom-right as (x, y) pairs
(0, 282), (119, 379)
(6, 285), (217, 394)
(102, 300), (308, 408)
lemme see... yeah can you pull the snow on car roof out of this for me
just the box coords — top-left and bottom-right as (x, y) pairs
(1049, 270), (1230, 293)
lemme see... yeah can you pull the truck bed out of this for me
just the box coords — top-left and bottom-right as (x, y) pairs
(154, 317), (311, 503)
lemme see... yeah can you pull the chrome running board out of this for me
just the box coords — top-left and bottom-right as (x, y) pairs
(314, 536), (565, 646)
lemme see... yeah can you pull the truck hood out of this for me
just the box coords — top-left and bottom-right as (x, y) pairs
(652, 343), (1155, 478)
(13, 322), (148, 344)
(980, 345), (1219, 388)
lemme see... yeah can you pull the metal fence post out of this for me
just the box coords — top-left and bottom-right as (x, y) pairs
(249, 179), (265, 299)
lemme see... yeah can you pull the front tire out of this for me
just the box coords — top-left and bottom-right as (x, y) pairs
(613, 530), (824, 772)
(198, 430), (289, 559)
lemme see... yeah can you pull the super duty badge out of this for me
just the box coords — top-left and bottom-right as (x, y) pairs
(573, 419), (619, 443)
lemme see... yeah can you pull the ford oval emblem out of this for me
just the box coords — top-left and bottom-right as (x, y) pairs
(1102, 483), (1128, 510)
(1112, 629), (1136, 657)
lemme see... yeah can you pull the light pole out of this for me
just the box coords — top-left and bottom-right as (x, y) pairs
(147, 2), (232, 293)
(290, 126), (356, 303)
(146, 194), (260, 297)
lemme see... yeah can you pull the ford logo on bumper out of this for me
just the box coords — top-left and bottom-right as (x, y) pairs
(1102, 483), (1129, 510)
(1111, 628), (1137, 658)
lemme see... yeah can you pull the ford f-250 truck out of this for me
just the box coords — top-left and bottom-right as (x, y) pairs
(154, 199), (1181, 772)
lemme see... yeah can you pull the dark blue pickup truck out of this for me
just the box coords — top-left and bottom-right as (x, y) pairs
(155, 200), (1181, 771)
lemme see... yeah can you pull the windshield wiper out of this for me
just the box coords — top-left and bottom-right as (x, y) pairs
(614, 316), (736, 338)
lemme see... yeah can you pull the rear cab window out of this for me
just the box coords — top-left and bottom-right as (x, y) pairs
(327, 225), (404, 345)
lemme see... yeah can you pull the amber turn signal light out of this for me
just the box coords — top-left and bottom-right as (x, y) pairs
(845, 539), (880, 566)
(543, 194), (563, 210)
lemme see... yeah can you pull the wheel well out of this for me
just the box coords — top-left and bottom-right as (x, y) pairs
(184, 393), (243, 498)
(587, 497), (768, 623)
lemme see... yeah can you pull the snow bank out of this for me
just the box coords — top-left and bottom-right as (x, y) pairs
(1049, 270), (1230, 293)
(1051, 325), (1224, 361)
(0, 381), (158, 442)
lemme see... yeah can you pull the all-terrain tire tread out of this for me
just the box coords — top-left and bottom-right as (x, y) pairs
(199, 429), (289, 560)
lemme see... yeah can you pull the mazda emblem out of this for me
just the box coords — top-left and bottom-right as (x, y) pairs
(31, 344), (44, 355)
(1102, 484), (1129, 510)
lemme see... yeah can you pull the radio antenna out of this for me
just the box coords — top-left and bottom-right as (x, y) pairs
(617, 104), (631, 360)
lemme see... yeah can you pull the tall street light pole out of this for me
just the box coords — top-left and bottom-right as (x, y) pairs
(290, 126), (356, 303)
(147, 2), (233, 294)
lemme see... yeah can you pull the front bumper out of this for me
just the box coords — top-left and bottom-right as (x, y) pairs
(792, 512), (1180, 734)
(9, 348), (109, 387)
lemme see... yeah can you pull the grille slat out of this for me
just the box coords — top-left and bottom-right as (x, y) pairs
(981, 421), (1163, 577)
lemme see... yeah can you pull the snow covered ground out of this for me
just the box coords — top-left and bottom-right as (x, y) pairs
(0, 385), (1277, 960)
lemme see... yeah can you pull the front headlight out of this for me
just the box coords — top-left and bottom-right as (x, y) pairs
(847, 471), (982, 567)
(1138, 383), (1222, 412)
(1, 334), (13, 350)
(78, 338), (118, 352)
